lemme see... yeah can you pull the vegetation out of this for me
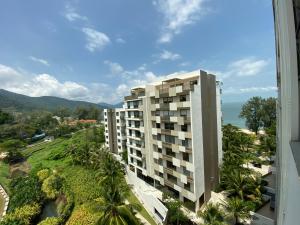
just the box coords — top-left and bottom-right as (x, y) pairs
(0, 89), (102, 113)
(239, 96), (276, 134)
(199, 203), (227, 225)
(223, 197), (254, 225)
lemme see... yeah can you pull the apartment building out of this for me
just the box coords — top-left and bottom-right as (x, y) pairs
(124, 70), (222, 211)
(273, 0), (300, 224)
(104, 108), (126, 155)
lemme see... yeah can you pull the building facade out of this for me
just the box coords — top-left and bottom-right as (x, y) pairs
(124, 70), (222, 211)
(273, 0), (300, 224)
(104, 108), (127, 155)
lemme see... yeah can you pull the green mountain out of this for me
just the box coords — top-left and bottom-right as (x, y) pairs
(0, 89), (103, 112)
(98, 102), (123, 109)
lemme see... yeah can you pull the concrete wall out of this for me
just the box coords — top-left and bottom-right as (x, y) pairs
(273, 0), (300, 224)
(126, 167), (168, 225)
(200, 71), (219, 202)
(190, 76), (205, 206)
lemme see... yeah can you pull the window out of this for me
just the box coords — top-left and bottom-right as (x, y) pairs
(104, 112), (107, 116)
(155, 98), (159, 104)
(165, 135), (175, 144)
(163, 97), (173, 103)
(136, 150), (142, 157)
(116, 112), (119, 116)
(190, 80), (198, 85)
(184, 182), (191, 191)
(183, 153), (189, 162)
(130, 148), (133, 154)
(167, 161), (176, 170)
(158, 148), (162, 153)
(181, 124), (188, 132)
(165, 123), (174, 130)
(156, 123), (161, 128)
(180, 95), (187, 102)
(157, 133), (161, 141)
(105, 118), (107, 122)
(155, 110), (160, 116)
(182, 139), (189, 147)
(166, 148), (176, 157)
(131, 157), (134, 163)
(180, 109), (188, 116)
(117, 132), (120, 136)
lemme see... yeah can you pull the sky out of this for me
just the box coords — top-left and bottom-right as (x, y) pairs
(0, 0), (277, 104)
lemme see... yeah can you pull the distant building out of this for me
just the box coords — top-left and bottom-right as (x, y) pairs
(273, 0), (300, 225)
(104, 108), (127, 154)
(78, 119), (97, 124)
(104, 70), (222, 212)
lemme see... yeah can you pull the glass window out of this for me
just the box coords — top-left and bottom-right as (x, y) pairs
(180, 95), (187, 102)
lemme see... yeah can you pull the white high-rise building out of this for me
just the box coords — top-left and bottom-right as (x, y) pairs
(105, 70), (222, 212)
(273, 0), (300, 225)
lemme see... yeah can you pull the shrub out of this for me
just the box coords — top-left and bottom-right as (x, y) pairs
(42, 175), (63, 200)
(37, 169), (51, 181)
(1, 203), (41, 225)
(9, 176), (44, 211)
(37, 217), (62, 225)
(66, 205), (99, 225)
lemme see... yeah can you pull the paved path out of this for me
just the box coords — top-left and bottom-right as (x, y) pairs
(0, 185), (9, 219)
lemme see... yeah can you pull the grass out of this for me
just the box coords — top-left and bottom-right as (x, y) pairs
(128, 189), (157, 225)
(0, 161), (10, 193)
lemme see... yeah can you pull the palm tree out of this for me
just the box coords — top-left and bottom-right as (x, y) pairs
(97, 201), (141, 225)
(96, 149), (141, 225)
(198, 203), (228, 225)
(223, 197), (254, 225)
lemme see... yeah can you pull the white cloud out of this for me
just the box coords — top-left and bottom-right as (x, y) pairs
(64, 3), (88, 22)
(228, 57), (269, 77)
(154, 0), (207, 43)
(159, 50), (181, 60)
(82, 27), (110, 52)
(116, 38), (126, 44)
(29, 56), (50, 66)
(104, 60), (124, 75)
(223, 86), (277, 95)
(0, 64), (91, 101)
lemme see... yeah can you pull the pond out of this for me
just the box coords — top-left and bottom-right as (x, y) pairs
(40, 201), (59, 220)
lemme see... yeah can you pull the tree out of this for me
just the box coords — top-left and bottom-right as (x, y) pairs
(9, 176), (44, 211)
(96, 150), (141, 225)
(42, 174), (63, 199)
(0, 109), (14, 124)
(239, 97), (264, 134)
(121, 148), (128, 164)
(198, 203), (227, 225)
(240, 97), (277, 134)
(165, 199), (189, 225)
(223, 198), (254, 225)
(260, 97), (276, 128)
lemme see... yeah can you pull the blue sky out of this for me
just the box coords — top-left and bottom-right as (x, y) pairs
(0, 0), (277, 103)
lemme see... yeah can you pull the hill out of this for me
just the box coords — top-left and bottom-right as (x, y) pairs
(0, 89), (103, 112)
(98, 102), (123, 109)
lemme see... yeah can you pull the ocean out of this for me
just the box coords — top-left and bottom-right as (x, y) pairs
(222, 102), (246, 128)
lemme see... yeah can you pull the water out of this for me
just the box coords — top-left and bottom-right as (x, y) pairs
(222, 102), (246, 128)
(40, 201), (58, 220)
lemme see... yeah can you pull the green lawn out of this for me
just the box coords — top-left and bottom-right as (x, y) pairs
(0, 161), (10, 193)
(128, 189), (157, 225)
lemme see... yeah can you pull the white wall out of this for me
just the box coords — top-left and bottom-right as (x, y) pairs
(126, 168), (168, 225)
(190, 78), (205, 204)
